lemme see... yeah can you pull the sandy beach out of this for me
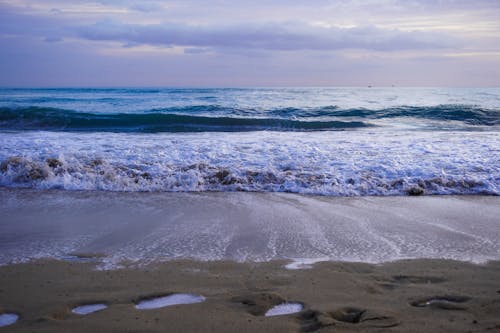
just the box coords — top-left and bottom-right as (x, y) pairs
(0, 189), (499, 332)
(1, 258), (500, 332)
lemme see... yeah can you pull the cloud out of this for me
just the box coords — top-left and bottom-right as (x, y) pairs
(75, 20), (457, 52)
(1, 0), (499, 87)
(44, 36), (63, 43)
(0, 1), (494, 53)
(92, 0), (165, 12)
(184, 47), (211, 54)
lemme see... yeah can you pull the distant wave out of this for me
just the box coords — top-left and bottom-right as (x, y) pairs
(267, 104), (500, 126)
(0, 107), (370, 132)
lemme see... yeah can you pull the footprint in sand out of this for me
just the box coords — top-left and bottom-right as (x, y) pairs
(135, 293), (205, 310)
(392, 275), (447, 284)
(330, 307), (366, 323)
(0, 313), (19, 327)
(233, 293), (304, 317)
(330, 307), (400, 327)
(299, 307), (400, 332)
(410, 295), (470, 310)
(265, 303), (303, 317)
(72, 303), (108, 315)
(380, 275), (447, 290)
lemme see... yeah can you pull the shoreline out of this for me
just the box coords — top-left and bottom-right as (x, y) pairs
(1, 258), (500, 332)
(1, 189), (499, 267)
(2, 186), (500, 196)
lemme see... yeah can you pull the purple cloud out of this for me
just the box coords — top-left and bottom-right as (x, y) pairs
(0, 0), (499, 86)
(75, 20), (456, 51)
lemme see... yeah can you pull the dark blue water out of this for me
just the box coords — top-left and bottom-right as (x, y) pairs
(1, 87), (499, 132)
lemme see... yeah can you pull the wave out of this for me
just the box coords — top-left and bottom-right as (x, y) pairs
(268, 104), (500, 126)
(0, 107), (370, 132)
(0, 104), (498, 133)
(0, 156), (496, 196)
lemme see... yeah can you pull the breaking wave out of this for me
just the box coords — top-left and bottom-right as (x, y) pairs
(0, 104), (498, 133)
(268, 104), (500, 126)
(0, 155), (497, 196)
(0, 107), (370, 132)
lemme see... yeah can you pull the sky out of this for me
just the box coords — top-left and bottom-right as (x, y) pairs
(1, 0), (499, 87)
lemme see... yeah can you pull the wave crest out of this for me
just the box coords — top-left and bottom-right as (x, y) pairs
(1, 104), (498, 133)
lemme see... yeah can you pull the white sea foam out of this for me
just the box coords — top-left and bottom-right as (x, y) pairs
(135, 293), (205, 310)
(285, 258), (329, 270)
(0, 130), (498, 195)
(0, 313), (19, 327)
(265, 303), (303, 317)
(72, 304), (107, 315)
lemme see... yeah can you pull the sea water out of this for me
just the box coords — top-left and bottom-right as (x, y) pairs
(1, 87), (498, 196)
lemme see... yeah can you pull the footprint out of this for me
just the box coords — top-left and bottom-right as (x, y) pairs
(72, 303), (108, 315)
(380, 275), (447, 290)
(265, 303), (303, 317)
(358, 310), (400, 328)
(298, 307), (399, 332)
(393, 275), (446, 284)
(330, 307), (365, 323)
(410, 295), (470, 310)
(233, 293), (296, 316)
(135, 293), (205, 310)
(0, 313), (19, 327)
(298, 310), (336, 332)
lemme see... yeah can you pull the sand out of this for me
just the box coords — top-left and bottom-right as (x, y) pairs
(1, 189), (499, 332)
(1, 189), (500, 267)
(0, 259), (499, 332)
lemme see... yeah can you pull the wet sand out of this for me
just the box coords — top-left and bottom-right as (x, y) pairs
(1, 259), (500, 332)
(1, 189), (500, 267)
(1, 189), (499, 331)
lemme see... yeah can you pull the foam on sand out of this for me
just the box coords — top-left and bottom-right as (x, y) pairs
(0, 313), (19, 327)
(135, 293), (205, 310)
(265, 303), (303, 317)
(72, 304), (108, 315)
(285, 258), (329, 270)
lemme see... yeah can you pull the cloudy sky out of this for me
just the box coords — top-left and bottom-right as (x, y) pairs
(1, 0), (499, 87)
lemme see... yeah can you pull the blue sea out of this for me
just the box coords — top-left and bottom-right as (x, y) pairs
(0, 87), (499, 195)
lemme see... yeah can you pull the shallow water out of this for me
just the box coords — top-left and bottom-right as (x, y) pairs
(265, 303), (303, 317)
(135, 294), (205, 310)
(1, 189), (499, 269)
(0, 313), (19, 327)
(72, 304), (108, 315)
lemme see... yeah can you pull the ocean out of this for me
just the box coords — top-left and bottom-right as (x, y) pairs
(1, 87), (500, 267)
(0, 87), (499, 196)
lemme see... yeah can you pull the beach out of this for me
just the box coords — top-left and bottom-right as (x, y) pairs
(1, 189), (500, 332)
(1, 257), (500, 332)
